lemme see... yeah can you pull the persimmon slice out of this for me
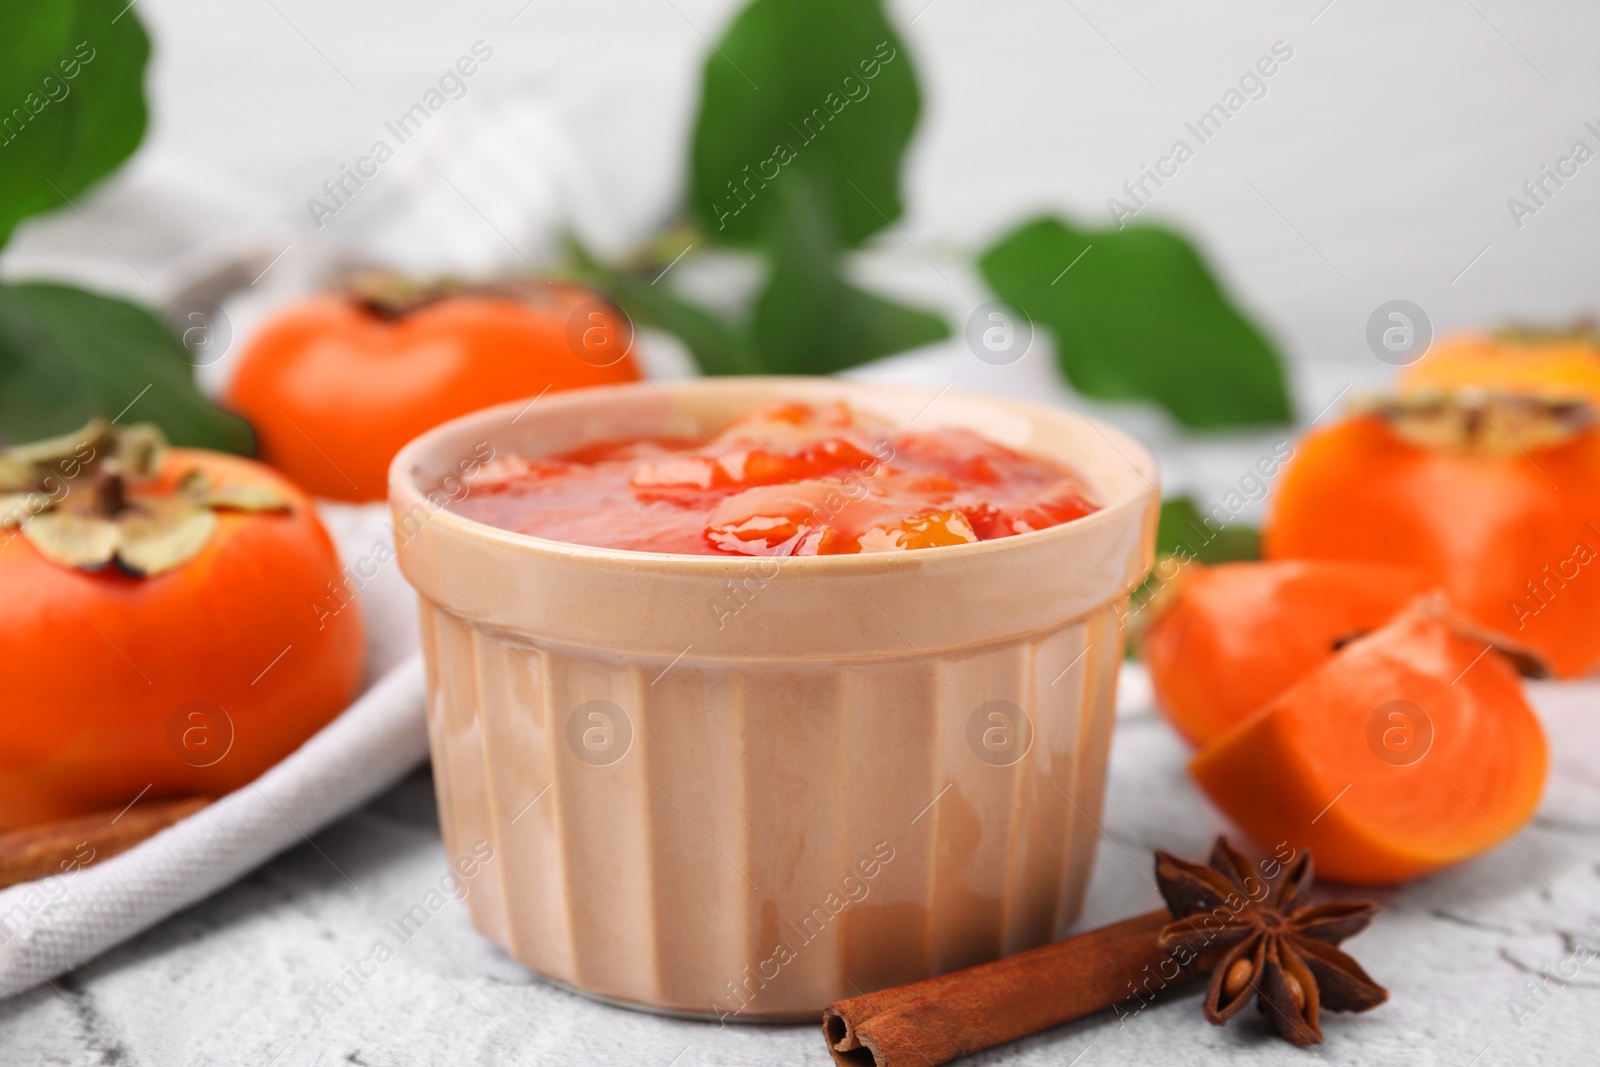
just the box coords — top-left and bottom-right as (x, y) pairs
(1141, 560), (1431, 746)
(1189, 598), (1548, 885)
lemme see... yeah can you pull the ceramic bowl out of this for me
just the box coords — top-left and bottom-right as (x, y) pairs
(390, 377), (1159, 1019)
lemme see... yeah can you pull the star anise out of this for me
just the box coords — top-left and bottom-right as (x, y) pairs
(1154, 837), (1388, 1046)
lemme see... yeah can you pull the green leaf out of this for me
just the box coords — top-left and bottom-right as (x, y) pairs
(0, 0), (150, 248)
(1156, 496), (1259, 564)
(616, 277), (762, 377)
(0, 284), (252, 453)
(689, 0), (919, 249)
(978, 217), (1292, 429)
(584, 0), (943, 376)
(749, 174), (946, 373)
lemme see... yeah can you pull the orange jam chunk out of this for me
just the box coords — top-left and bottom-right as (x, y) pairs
(456, 401), (1099, 556)
(857, 511), (979, 553)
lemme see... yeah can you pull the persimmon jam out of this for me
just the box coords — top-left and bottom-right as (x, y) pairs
(453, 401), (1100, 556)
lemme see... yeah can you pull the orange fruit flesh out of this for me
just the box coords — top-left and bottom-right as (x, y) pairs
(1189, 605), (1547, 885)
(1143, 560), (1430, 747)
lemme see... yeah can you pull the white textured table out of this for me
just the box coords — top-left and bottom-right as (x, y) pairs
(1, 665), (1594, 1067)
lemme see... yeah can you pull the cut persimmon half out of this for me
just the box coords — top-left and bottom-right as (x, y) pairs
(1189, 596), (1548, 885)
(1141, 560), (1432, 747)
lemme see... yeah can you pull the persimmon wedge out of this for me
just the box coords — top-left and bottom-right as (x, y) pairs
(1142, 560), (1431, 747)
(1190, 597), (1548, 885)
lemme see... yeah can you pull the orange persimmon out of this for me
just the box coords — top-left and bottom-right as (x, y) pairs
(1400, 328), (1600, 410)
(1263, 393), (1600, 677)
(0, 424), (365, 829)
(1190, 597), (1548, 885)
(1142, 560), (1431, 747)
(225, 278), (639, 502)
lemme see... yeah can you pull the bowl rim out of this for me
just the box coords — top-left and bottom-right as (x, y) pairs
(389, 377), (1160, 575)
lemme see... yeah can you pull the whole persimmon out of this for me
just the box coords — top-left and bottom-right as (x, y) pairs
(225, 277), (640, 502)
(1191, 596), (1547, 884)
(1142, 560), (1431, 747)
(1263, 392), (1600, 677)
(0, 421), (365, 829)
(1400, 327), (1600, 409)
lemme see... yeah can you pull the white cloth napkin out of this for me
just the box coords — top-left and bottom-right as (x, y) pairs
(0, 657), (427, 1000)
(0, 503), (430, 1000)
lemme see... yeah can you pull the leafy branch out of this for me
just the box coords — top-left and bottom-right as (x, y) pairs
(2, 0), (1294, 456)
(0, 0), (250, 452)
(577, 0), (950, 379)
(584, 0), (1293, 430)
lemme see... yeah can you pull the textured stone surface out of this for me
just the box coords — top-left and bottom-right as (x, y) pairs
(1, 667), (1595, 1066)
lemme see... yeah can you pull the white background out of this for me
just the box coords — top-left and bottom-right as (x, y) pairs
(5, 0), (1597, 442)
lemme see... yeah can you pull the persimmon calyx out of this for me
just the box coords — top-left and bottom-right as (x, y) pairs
(341, 270), (469, 319)
(1355, 389), (1595, 456)
(1492, 319), (1598, 346)
(339, 270), (601, 323)
(0, 421), (291, 577)
(0, 418), (162, 493)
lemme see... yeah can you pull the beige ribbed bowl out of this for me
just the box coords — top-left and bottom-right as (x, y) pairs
(390, 378), (1158, 1020)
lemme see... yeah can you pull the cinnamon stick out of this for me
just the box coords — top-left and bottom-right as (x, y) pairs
(823, 909), (1196, 1067)
(0, 796), (209, 889)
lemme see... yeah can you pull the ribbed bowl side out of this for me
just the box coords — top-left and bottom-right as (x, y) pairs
(419, 597), (1128, 1020)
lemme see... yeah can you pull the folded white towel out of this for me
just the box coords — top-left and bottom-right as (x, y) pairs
(0, 656), (428, 1000)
